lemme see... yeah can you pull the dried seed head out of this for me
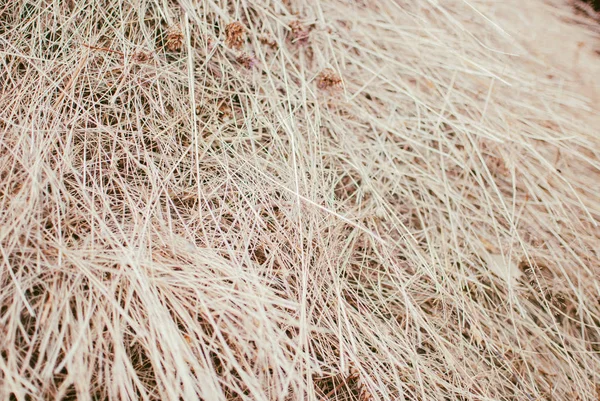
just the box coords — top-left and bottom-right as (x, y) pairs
(289, 20), (310, 46)
(317, 68), (342, 91)
(236, 52), (258, 69)
(166, 25), (183, 52)
(225, 21), (246, 49)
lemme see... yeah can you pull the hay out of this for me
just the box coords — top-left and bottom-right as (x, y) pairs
(1, 0), (599, 399)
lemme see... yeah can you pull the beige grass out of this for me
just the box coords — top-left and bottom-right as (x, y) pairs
(1, 0), (599, 400)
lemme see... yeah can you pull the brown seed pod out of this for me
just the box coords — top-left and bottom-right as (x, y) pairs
(225, 21), (246, 49)
(165, 25), (183, 52)
(317, 68), (343, 91)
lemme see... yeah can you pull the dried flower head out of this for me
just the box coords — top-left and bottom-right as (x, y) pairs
(225, 21), (246, 49)
(236, 52), (258, 69)
(317, 68), (342, 91)
(165, 25), (183, 52)
(289, 20), (310, 46)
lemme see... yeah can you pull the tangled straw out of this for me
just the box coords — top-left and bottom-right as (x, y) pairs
(1, 0), (599, 400)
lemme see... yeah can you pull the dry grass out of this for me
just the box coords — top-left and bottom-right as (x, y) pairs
(1, 0), (599, 400)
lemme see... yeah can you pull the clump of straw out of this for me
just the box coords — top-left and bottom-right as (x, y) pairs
(0, 0), (599, 400)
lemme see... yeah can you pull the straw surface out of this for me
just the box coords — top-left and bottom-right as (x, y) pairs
(1, 0), (599, 400)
